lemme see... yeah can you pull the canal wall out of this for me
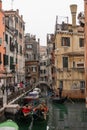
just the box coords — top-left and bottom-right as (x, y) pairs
(61, 89), (85, 99)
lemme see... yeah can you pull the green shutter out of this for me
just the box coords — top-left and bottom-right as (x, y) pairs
(0, 38), (2, 45)
(10, 56), (14, 70)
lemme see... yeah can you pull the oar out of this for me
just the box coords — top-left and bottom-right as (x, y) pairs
(68, 97), (75, 104)
(46, 125), (49, 130)
(29, 110), (34, 130)
(28, 114), (34, 130)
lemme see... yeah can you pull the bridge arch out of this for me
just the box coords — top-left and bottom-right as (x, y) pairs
(34, 81), (52, 91)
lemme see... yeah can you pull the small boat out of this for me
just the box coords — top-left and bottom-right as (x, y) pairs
(0, 119), (19, 130)
(4, 104), (20, 120)
(33, 87), (41, 94)
(51, 96), (67, 104)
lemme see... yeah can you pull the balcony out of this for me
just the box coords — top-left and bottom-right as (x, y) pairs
(62, 51), (84, 56)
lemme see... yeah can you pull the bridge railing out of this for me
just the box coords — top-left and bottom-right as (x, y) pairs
(34, 80), (51, 88)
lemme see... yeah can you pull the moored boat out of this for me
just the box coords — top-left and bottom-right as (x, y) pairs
(51, 96), (67, 104)
(4, 104), (20, 120)
(0, 119), (19, 130)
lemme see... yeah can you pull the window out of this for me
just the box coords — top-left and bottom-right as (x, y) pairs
(15, 30), (18, 36)
(79, 38), (84, 47)
(80, 81), (85, 89)
(23, 24), (25, 31)
(44, 62), (46, 66)
(63, 57), (68, 68)
(10, 56), (14, 70)
(3, 17), (5, 24)
(20, 45), (22, 54)
(61, 37), (70, 46)
(59, 80), (63, 89)
(27, 44), (32, 49)
(28, 54), (32, 60)
(73, 61), (75, 68)
(10, 37), (14, 52)
(15, 17), (18, 23)
(3, 54), (8, 65)
(19, 32), (22, 39)
(15, 41), (18, 53)
(0, 38), (2, 45)
(32, 66), (37, 72)
(5, 34), (8, 44)
(44, 69), (46, 74)
(0, 53), (1, 64)
(77, 62), (84, 68)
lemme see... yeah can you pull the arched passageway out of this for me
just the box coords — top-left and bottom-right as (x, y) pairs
(34, 81), (53, 94)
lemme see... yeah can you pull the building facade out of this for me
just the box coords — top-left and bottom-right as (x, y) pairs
(4, 9), (25, 84)
(47, 34), (55, 89)
(54, 5), (85, 93)
(0, 0), (6, 85)
(25, 33), (40, 85)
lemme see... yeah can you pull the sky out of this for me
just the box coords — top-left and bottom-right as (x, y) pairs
(2, 0), (84, 46)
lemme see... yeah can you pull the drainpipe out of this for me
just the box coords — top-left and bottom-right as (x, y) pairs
(70, 4), (77, 89)
(84, 0), (87, 108)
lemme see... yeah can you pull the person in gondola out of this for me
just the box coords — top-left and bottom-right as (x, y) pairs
(33, 102), (48, 120)
(41, 102), (48, 120)
(58, 86), (63, 98)
(22, 104), (32, 116)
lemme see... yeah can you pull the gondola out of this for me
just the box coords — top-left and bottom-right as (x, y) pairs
(51, 96), (67, 104)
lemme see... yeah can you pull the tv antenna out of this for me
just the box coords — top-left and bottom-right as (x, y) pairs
(11, 0), (14, 9)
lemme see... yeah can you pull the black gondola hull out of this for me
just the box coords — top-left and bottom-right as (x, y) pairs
(51, 96), (67, 104)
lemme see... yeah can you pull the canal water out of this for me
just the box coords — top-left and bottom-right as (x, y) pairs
(16, 100), (87, 130)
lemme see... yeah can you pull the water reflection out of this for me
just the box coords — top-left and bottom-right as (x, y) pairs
(47, 102), (87, 130)
(47, 102), (68, 130)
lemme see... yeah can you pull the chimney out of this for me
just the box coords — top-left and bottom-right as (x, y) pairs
(0, 0), (2, 10)
(21, 15), (23, 19)
(16, 9), (19, 14)
(70, 4), (77, 27)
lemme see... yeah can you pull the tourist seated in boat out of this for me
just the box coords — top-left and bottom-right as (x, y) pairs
(22, 104), (32, 116)
(33, 102), (48, 120)
(41, 101), (48, 112)
(40, 102), (48, 120)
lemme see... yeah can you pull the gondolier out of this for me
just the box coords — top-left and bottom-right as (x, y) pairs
(58, 86), (63, 98)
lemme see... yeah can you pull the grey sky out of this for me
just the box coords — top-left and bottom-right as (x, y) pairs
(2, 0), (84, 46)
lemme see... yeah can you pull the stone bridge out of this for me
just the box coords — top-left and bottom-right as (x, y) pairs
(34, 81), (52, 91)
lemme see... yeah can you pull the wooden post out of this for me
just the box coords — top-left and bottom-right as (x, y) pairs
(3, 78), (7, 107)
